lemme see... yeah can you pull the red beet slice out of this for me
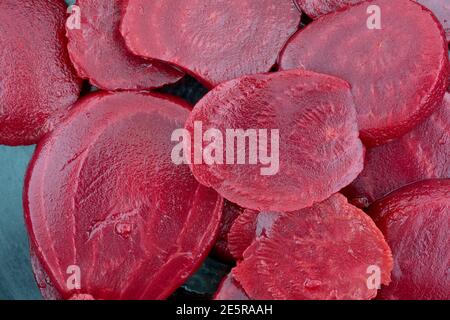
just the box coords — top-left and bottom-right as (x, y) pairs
(214, 272), (249, 300)
(213, 200), (245, 263)
(185, 69), (364, 212)
(120, 0), (301, 88)
(417, 0), (450, 43)
(0, 0), (82, 146)
(24, 92), (223, 300)
(368, 179), (450, 300)
(295, 0), (364, 19)
(233, 194), (393, 300)
(66, 0), (183, 91)
(344, 93), (450, 208)
(280, 0), (449, 146)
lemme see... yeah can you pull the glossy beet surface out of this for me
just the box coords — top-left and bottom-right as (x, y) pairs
(229, 194), (392, 300)
(66, 0), (183, 91)
(24, 92), (223, 300)
(344, 93), (450, 208)
(368, 179), (450, 300)
(0, 0), (82, 146)
(186, 69), (364, 212)
(120, 0), (301, 88)
(280, 0), (449, 146)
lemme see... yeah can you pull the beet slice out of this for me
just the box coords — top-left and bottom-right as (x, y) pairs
(214, 272), (249, 300)
(280, 0), (449, 146)
(344, 93), (450, 208)
(295, 0), (364, 19)
(66, 0), (183, 91)
(0, 0), (82, 146)
(120, 0), (301, 88)
(232, 194), (393, 300)
(213, 200), (245, 263)
(368, 179), (450, 300)
(185, 69), (364, 212)
(24, 92), (223, 300)
(417, 0), (450, 43)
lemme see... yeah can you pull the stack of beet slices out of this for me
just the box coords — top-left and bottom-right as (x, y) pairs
(0, 0), (448, 300)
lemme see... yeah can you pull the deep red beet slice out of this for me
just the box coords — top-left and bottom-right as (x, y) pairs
(185, 69), (364, 212)
(0, 0), (82, 146)
(280, 0), (449, 147)
(66, 0), (183, 91)
(232, 194), (393, 300)
(24, 92), (223, 300)
(214, 272), (249, 300)
(368, 179), (450, 300)
(213, 200), (245, 263)
(344, 93), (450, 208)
(417, 0), (450, 43)
(120, 0), (301, 88)
(295, 0), (364, 19)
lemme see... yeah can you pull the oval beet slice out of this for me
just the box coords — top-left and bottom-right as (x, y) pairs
(185, 69), (364, 212)
(0, 0), (82, 146)
(280, 0), (449, 146)
(213, 200), (245, 263)
(214, 272), (249, 300)
(120, 0), (301, 88)
(368, 179), (450, 300)
(24, 92), (223, 300)
(344, 93), (450, 208)
(295, 0), (364, 19)
(232, 194), (393, 300)
(66, 0), (183, 91)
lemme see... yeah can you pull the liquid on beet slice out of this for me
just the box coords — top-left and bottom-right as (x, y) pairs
(120, 0), (301, 88)
(185, 69), (364, 212)
(344, 93), (450, 208)
(368, 179), (450, 300)
(24, 92), (223, 300)
(0, 0), (82, 146)
(66, 0), (183, 91)
(280, 0), (449, 146)
(230, 194), (393, 300)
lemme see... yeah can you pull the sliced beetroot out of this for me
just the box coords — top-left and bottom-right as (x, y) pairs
(185, 69), (364, 212)
(214, 272), (249, 300)
(344, 93), (450, 208)
(295, 0), (364, 19)
(120, 0), (301, 88)
(24, 92), (223, 300)
(417, 0), (450, 43)
(368, 179), (450, 300)
(232, 194), (393, 300)
(280, 0), (449, 146)
(213, 200), (245, 263)
(66, 0), (183, 91)
(0, 0), (82, 146)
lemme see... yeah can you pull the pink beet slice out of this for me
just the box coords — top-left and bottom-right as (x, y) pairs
(417, 0), (450, 43)
(24, 92), (223, 300)
(120, 0), (301, 88)
(0, 0), (82, 146)
(233, 194), (393, 300)
(66, 0), (183, 91)
(214, 272), (249, 300)
(280, 0), (449, 147)
(295, 0), (364, 19)
(344, 93), (450, 208)
(185, 69), (364, 212)
(213, 200), (245, 263)
(368, 179), (450, 300)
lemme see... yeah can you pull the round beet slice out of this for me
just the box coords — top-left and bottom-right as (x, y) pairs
(295, 0), (364, 19)
(24, 92), (223, 300)
(66, 0), (183, 91)
(120, 0), (301, 88)
(344, 93), (450, 208)
(214, 272), (249, 300)
(417, 0), (450, 43)
(213, 200), (245, 263)
(233, 194), (393, 300)
(185, 69), (364, 212)
(368, 179), (450, 300)
(0, 0), (82, 146)
(280, 0), (449, 147)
